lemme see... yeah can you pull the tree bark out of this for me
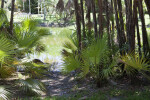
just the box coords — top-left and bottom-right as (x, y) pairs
(10, 0), (15, 35)
(43, 0), (46, 20)
(1, 0), (4, 8)
(91, 0), (98, 39)
(117, 0), (126, 43)
(111, 0), (115, 46)
(105, 0), (111, 47)
(137, 0), (150, 56)
(98, 0), (103, 37)
(135, 0), (141, 56)
(145, 0), (150, 16)
(114, 0), (126, 55)
(74, 0), (82, 50)
(80, 0), (86, 39)
(124, 0), (133, 52)
(41, 0), (43, 14)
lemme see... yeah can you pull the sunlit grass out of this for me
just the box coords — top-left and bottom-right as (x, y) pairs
(40, 27), (74, 56)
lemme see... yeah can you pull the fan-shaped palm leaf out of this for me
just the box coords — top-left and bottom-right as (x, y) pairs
(17, 78), (46, 96)
(121, 53), (150, 77)
(0, 86), (11, 100)
(14, 19), (49, 49)
(0, 36), (14, 63)
(0, 9), (8, 28)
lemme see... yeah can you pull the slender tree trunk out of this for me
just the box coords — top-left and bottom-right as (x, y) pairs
(137, 0), (149, 56)
(124, 0), (133, 52)
(86, 2), (91, 35)
(80, 0), (86, 39)
(117, 0), (126, 43)
(135, 1), (141, 56)
(23, 1), (25, 11)
(29, 0), (31, 14)
(74, 0), (82, 50)
(43, 0), (46, 20)
(105, 0), (111, 47)
(111, 0), (115, 45)
(98, 0), (103, 37)
(145, 0), (150, 16)
(41, 0), (43, 14)
(130, 0), (137, 53)
(114, 0), (126, 55)
(10, 0), (15, 35)
(38, 0), (40, 14)
(91, 0), (98, 39)
(1, 0), (4, 8)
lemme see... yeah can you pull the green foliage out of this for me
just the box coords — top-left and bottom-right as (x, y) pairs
(17, 78), (46, 96)
(0, 86), (11, 100)
(0, 9), (8, 28)
(0, 37), (14, 64)
(62, 35), (116, 80)
(23, 62), (47, 78)
(121, 53), (150, 78)
(0, 66), (15, 79)
(14, 19), (49, 49)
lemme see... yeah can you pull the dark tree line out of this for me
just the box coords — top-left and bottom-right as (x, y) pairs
(73, 0), (150, 57)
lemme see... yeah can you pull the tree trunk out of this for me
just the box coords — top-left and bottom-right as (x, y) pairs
(130, 0), (137, 53)
(29, 0), (31, 14)
(38, 0), (40, 14)
(145, 0), (150, 16)
(80, 0), (86, 39)
(10, 0), (15, 35)
(1, 0), (4, 8)
(111, 0), (115, 46)
(137, 0), (150, 56)
(91, 0), (98, 39)
(117, 0), (126, 43)
(98, 0), (103, 37)
(135, 0), (142, 56)
(43, 0), (46, 20)
(114, 0), (126, 55)
(105, 0), (111, 47)
(124, 0), (133, 52)
(23, 1), (25, 11)
(86, 2), (91, 35)
(74, 0), (82, 50)
(41, 0), (43, 14)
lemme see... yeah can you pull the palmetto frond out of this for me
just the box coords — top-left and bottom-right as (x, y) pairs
(14, 19), (49, 49)
(0, 9), (8, 28)
(0, 36), (14, 63)
(0, 66), (15, 79)
(121, 53), (150, 77)
(62, 34), (115, 79)
(23, 62), (47, 78)
(0, 86), (11, 100)
(17, 78), (46, 96)
(82, 36), (108, 65)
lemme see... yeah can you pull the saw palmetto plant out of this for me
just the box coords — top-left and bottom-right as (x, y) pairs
(0, 36), (15, 79)
(62, 34), (116, 81)
(14, 19), (49, 50)
(17, 78), (46, 96)
(0, 9), (48, 96)
(121, 53), (150, 79)
(0, 86), (11, 100)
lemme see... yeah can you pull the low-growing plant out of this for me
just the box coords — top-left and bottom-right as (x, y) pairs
(17, 78), (46, 96)
(0, 86), (11, 100)
(121, 53), (150, 80)
(62, 35), (117, 87)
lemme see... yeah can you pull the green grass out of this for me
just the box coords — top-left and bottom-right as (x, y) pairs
(20, 87), (150, 100)
(40, 26), (74, 56)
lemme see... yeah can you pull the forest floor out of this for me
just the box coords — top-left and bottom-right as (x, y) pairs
(39, 70), (150, 100)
